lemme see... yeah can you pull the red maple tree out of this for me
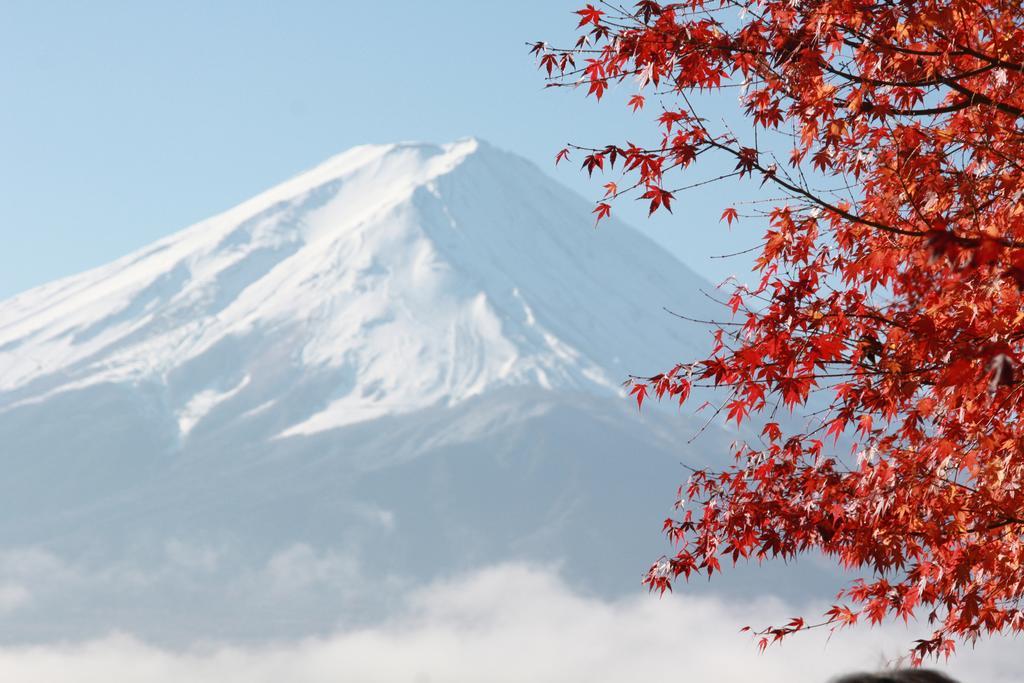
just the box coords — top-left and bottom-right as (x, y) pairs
(534, 0), (1024, 661)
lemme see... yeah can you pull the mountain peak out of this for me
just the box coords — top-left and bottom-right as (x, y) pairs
(186, 138), (486, 247)
(294, 137), (484, 191)
(0, 140), (711, 438)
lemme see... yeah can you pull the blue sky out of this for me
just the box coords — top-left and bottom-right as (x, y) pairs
(0, 0), (755, 300)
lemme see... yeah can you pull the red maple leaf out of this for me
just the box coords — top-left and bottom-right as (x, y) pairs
(575, 4), (604, 27)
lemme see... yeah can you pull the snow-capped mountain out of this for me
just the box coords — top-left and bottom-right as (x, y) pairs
(0, 139), (705, 436)
(0, 139), (826, 643)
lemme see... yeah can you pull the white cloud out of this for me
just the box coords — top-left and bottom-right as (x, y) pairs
(0, 548), (80, 612)
(0, 563), (1018, 683)
(262, 544), (360, 594)
(0, 548), (76, 583)
(351, 503), (396, 532)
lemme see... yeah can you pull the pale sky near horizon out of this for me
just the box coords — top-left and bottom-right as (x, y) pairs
(0, 1), (758, 300)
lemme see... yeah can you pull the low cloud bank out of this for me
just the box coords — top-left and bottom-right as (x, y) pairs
(0, 564), (1017, 683)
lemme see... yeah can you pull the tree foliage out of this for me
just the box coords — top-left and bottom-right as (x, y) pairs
(534, 0), (1024, 661)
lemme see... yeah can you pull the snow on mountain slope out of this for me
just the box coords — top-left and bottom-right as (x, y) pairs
(0, 138), (709, 437)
